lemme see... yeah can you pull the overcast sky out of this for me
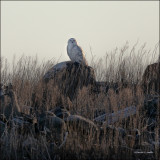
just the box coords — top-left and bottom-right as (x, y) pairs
(1, 1), (159, 64)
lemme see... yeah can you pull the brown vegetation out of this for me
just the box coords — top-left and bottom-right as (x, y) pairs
(0, 43), (159, 160)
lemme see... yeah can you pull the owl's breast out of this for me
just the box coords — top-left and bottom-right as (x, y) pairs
(67, 46), (77, 62)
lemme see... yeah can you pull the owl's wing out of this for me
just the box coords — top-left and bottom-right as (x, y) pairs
(72, 45), (87, 65)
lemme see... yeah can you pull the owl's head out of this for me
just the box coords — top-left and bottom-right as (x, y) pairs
(68, 38), (77, 46)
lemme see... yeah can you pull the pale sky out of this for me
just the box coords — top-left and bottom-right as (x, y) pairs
(1, 1), (159, 64)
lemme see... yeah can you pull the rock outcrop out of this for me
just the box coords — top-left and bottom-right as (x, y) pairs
(43, 61), (96, 100)
(141, 62), (159, 94)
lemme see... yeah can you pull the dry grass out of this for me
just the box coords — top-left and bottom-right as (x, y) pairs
(0, 43), (159, 160)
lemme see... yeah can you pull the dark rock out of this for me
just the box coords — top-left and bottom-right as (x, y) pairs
(141, 62), (159, 94)
(45, 116), (66, 132)
(43, 61), (96, 100)
(37, 111), (66, 144)
(45, 115), (66, 144)
(143, 95), (159, 131)
(144, 95), (158, 118)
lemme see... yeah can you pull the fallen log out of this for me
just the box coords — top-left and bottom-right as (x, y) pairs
(94, 106), (137, 125)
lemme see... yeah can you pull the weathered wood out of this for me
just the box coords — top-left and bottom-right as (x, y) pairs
(94, 106), (137, 125)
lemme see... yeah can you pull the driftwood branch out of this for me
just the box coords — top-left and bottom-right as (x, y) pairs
(94, 106), (137, 125)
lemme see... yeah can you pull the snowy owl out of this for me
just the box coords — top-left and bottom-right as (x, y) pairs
(67, 38), (88, 65)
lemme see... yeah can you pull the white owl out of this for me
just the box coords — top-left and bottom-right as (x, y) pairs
(67, 38), (88, 65)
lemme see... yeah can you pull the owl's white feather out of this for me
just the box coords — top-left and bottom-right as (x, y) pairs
(67, 38), (88, 65)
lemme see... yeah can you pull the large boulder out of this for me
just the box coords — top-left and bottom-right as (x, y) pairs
(45, 115), (66, 144)
(43, 61), (96, 100)
(38, 111), (66, 145)
(141, 62), (159, 94)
